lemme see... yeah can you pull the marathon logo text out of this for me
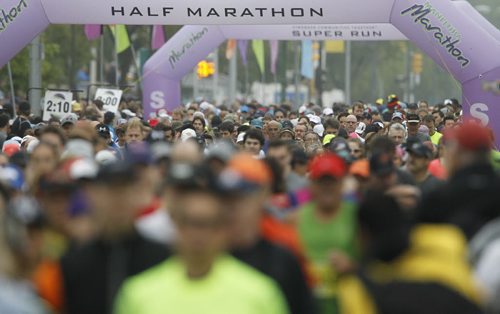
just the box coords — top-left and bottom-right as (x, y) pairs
(401, 3), (470, 67)
(168, 27), (208, 70)
(0, 0), (28, 33)
(111, 6), (323, 19)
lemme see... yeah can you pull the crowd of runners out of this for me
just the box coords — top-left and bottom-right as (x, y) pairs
(0, 94), (499, 313)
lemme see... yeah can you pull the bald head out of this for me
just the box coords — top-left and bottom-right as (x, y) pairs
(345, 115), (358, 133)
(171, 141), (203, 164)
(267, 121), (282, 140)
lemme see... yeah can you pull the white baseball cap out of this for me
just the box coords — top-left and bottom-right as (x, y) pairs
(308, 114), (322, 125)
(181, 129), (197, 142)
(313, 124), (325, 137)
(322, 108), (334, 116)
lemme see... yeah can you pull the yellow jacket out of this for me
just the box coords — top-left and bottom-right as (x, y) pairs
(338, 224), (483, 314)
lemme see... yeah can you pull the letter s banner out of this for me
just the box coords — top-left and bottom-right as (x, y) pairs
(470, 103), (489, 126)
(462, 66), (500, 150)
(150, 91), (165, 109)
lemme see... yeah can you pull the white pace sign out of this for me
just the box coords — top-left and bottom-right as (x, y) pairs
(95, 88), (123, 113)
(42, 91), (73, 121)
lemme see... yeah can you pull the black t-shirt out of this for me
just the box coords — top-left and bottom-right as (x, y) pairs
(232, 238), (316, 314)
(396, 169), (416, 186)
(61, 231), (170, 314)
(417, 174), (443, 199)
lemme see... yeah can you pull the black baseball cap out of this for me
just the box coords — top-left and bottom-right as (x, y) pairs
(406, 114), (420, 123)
(406, 141), (433, 159)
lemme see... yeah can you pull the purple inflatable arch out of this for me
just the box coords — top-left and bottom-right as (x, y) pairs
(0, 0), (499, 147)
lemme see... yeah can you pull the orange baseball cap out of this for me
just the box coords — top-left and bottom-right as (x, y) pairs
(218, 153), (272, 192)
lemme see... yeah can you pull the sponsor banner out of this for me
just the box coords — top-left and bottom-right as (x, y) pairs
(42, 90), (73, 121)
(221, 24), (406, 41)
(0, 0), (49, 68)
(40, 0), (394, 25)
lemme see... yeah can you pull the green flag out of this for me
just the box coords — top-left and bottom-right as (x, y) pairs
(252, 40), (265, 75)
(109, 25), (130, 54)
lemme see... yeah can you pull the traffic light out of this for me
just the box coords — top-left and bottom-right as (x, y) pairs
(197, 61), (215, 79)
(412, 53), (423, 74)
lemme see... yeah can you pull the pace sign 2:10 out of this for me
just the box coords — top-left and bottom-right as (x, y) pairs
(42, 91), (73, 121)
(94, 88), (123, 113)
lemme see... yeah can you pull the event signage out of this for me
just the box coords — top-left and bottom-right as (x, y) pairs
(42, 90), (73, 121)
(39, 0), (395, 25)
(95, 88), (123, 113)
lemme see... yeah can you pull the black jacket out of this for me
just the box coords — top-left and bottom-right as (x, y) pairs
(420, 162), (500, 239)
(232, 238), (316, 314)
(61, 231), (169, 314)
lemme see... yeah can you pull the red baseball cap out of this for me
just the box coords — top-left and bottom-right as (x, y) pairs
(309, 153), (347, 180)
(2, 143), (20, 157)
(446, 120), (492, 151)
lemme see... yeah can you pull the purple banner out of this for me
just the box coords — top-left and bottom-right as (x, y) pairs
(238, 40), (249, 66)
(84, 24), (102, 40)
(151, 25), (166, 50)
(270, 40), (279, 74)
(0, 0), (50, 69)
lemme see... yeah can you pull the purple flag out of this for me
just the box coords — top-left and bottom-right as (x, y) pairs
(84, 25), (102, 41)
(151, 25), (166, 50)
(270, 40), (279, 75)
(238, 40), (249, 66)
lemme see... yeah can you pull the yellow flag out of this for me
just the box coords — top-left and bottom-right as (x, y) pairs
(252, 40), (265, 75)
(325, 41), (345, 53)
(109, 25), (130, 54)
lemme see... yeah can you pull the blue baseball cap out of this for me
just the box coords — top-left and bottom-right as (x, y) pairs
(251, 118), (264, 129)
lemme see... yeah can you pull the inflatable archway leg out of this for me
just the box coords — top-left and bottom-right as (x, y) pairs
(463, 67), (500, 150)
(142, 25), (226, 115)
(142, 77), (180, 119)
(391, 0), (500, 149)
(0, 0), (49, 68)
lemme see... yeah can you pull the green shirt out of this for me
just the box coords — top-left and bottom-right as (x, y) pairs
(430, 131), (443, 146)
(298, 201), (358, 314)
(114, 255), (289, 314)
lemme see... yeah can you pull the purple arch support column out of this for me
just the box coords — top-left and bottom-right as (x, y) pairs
(0, 0), (50, 68)
(142, 25), (225, 116)
(391, 0), (500, 149)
